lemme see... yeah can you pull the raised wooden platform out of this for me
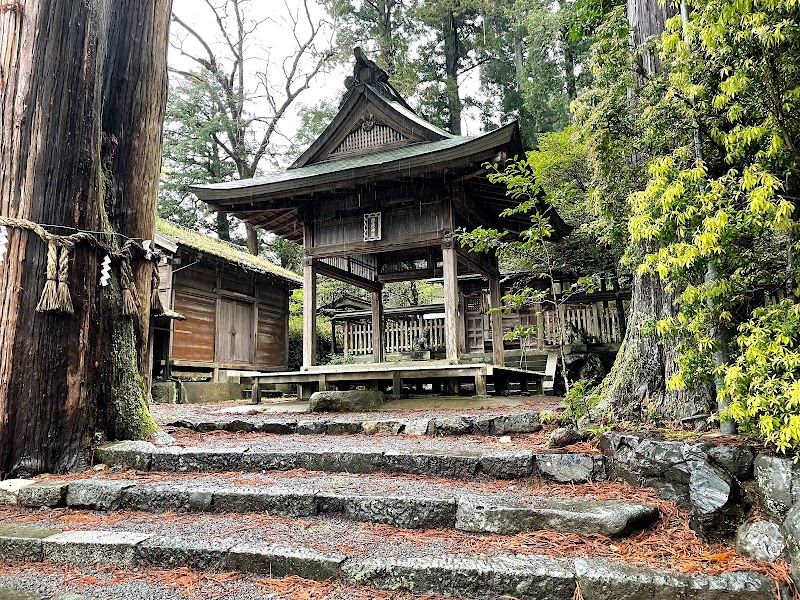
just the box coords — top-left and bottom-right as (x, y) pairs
(251, 360), (545, 400)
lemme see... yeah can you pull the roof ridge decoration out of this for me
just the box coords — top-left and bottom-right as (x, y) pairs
(290, 48), (451, 169)
(342, 47), (413, 111)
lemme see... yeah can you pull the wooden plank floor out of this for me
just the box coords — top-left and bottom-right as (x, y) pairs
(250, 361), (545, 398)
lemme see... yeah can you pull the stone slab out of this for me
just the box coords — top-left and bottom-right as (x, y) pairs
(66, 479), (136, 510)
(296, 450), (386, 474)
(43, 530), (152, 566)
(95, 440), (154, 471)
(0, 590), (42, 600)
(575, 557), (777, 600)
(342, 554), (576, 600)
(17, 481), (68, 508)
(136, 536), (234, 571)
(535, 453), (604, 483)
(226, 543), (345, 581)
(383, 450), (480, 478)
(316, 493), (456, 529)
(121, 483), (215, 513)
(0, 525), (62, 562)
(0, 480), (35, 506)
(456, 496), (659, 537)
(210, 487), (317, 516)
(478, 451), (535, 478)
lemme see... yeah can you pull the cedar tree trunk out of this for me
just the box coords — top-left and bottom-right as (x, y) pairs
(0, 0), (173, 478)
(596, 0), (711, 422)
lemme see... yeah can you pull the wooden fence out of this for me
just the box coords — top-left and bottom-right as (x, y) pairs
(341, 300), (625, 357)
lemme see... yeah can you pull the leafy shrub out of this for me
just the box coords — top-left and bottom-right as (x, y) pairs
(288, 315), (332, 371)
(721, 300), (800, 454)
(562, 379), (601, 425)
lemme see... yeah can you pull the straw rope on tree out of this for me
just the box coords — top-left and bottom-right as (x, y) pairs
(0, 215), (163, 317)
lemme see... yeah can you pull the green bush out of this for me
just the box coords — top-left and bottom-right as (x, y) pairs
(288, 315), (332, 371)
(721, 300), (800, 454)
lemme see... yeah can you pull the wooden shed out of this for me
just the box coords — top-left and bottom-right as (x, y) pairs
(152, 219), (301, 382)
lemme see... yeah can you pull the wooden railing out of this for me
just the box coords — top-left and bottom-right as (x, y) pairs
(346, 316), (446, 356)
(341, 299), (626, 358)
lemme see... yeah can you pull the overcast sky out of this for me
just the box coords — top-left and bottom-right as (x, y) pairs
(167, 0), (482, 167)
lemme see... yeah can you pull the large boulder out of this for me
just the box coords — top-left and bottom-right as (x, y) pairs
(736, 520), (787, 562)
(753, 453), (800, 518)
(308, 390), (386, 413)
(783, 502), (800, 583)
(599, 433), (749, 541)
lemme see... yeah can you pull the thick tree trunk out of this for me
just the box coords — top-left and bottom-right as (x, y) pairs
(596, 272), (711, 421)
(216, 212), (231, 241)
(597, 0), (708, 422)
(0, 0), (172, 478)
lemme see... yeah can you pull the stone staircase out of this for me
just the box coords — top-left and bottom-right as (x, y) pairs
(0, 403), (786, 600)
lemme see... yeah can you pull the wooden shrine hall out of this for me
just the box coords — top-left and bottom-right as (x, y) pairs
(192, 50), (570, 397)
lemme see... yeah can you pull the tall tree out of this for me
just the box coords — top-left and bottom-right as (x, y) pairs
(160, 75), (237, 238)
(575, 0), (714, 422)
(413, 0), (487, 134)
(168, 0), (334, 254)
(0, 0), (172, 477)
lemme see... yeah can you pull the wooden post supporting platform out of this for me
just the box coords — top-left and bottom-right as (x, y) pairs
(442, 242), (460, 363)
(372, 289), (384, 363)
(489, 275), (505, 367)
(475, 373), (487, 397)
(392, 371), (402, 398)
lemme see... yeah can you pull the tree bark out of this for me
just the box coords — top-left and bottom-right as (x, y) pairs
(596, 0), (709, 422)
(597, 272), (711, 421)
(0, 0), (172, 478)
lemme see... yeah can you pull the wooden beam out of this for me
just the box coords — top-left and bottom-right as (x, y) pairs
(489, 274), (506, 367)
(371, 289), (384, 363)
(314, 259), (381, 292)
(303, 220), (317, 369)
(307, 232), (445, 260)
(442, 241), (461, 363)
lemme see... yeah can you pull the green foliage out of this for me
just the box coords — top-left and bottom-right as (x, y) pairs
(562, 379), (601, 424)
(722, 301), (800, 453)
(624, 0), (800, 401)
(159, 76), (236, 235)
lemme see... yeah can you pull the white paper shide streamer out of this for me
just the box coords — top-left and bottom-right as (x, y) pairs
(99, 254), (112, 287)
(0, 226), (7, 263)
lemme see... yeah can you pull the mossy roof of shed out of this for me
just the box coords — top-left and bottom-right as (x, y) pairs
(156, 219), (302, 286)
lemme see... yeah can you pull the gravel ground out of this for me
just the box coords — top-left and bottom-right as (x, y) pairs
(151, 396), (562, 425)
(156, 429), (598, 455)
(0, 563), (457, 599)
(42, 469), (642, 506)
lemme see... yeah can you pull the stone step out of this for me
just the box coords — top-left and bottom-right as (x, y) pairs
(0, 525), (778, 600)
(12, 477), (659, 537)
(163, 410), (543, 437)
(96, 440), (606, 483)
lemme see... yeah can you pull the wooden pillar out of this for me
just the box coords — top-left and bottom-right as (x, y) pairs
(371, 289), (384, 363)
(303, 258), (317, 369)
(392, 371), (402, 398)
(489, 275), (506, 367)
(251, 377), (261, 405)
(343, 320), (350, 356)
(475, 373), (487, 397)
(442, 243), (461, 363)
(331, 321), (338, 356)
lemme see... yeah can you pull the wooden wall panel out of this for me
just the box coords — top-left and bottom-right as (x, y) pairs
(255, 306), (287, 367)
(172, 292), (216, 362)
(216, 299), (254, 363)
